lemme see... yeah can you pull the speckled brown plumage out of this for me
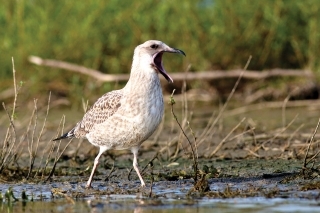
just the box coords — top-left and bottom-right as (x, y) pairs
(68, 90), (123, 138)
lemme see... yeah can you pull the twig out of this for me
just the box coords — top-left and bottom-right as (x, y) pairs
(46, 115), (73, 181)
(226, 100), (320, 117)
(253, 114), (299, 153)
(104, 161), (115, 181)
(169, 89), (198, 182)
(282, 94), (290, 127)
(46, 138), (73, 181)
(209, 117), (246, 157)
(127, 168), (133, 181)
(40, 115), (65, 178)
(0, 58), (20, 172)
(303, 118), (320, 169)
(198, 56), (252, 148)
(27, 93), (51, 179)
(172, 65), (191, 160)
(11, 57), (18, 120)
(27, 99), (38, 179)
(141, 153), (158, 175)
(281, 124), (304, 152)
(148, 173), (154, 198)
(0, 103), (17, 171)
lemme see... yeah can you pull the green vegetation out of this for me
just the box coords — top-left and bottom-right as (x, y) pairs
(1, 0), (320, 103)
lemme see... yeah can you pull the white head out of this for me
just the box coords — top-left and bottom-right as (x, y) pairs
(132, 40), (185, 83)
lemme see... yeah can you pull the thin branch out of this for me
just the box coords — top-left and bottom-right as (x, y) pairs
(29, 55), (313, 82)
(169, 89), (198, 182)
(11, 57), (18, 120)
(303, 118), (320, 168)
(209, 117), (246, 157)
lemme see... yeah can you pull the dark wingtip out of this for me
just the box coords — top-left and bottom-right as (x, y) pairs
(53, 132), (69, 141)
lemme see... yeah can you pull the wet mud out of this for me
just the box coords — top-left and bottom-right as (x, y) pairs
(1, 102), (320, 212)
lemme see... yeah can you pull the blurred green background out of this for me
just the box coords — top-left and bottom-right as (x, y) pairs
(1, 0), (319, 106)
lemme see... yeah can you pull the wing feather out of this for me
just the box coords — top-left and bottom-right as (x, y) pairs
(71, 89), (123, 138)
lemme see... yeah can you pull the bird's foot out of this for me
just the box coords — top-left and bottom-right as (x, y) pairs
(141, 183), (146, 188)
(85, 184), (92, 189)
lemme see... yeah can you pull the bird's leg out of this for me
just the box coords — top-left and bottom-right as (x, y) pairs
(131, 147), (146, 187)
(86, 146), (108, 189)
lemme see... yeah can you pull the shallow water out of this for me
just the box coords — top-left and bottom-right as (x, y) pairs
(2, 197), (320, 213)
(1, 171), (320, 213)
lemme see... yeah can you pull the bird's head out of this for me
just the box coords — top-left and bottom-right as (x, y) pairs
(133, 40), (186, 83)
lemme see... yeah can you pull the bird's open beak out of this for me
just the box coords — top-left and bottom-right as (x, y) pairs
(153, 47), (186, 83)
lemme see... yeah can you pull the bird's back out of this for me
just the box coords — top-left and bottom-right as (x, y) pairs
(68, 89), (123, 139)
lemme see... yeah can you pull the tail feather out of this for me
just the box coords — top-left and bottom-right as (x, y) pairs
(53, 129), (75, 141)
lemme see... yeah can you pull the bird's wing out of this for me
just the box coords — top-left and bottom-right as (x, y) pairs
(67, 89), (123, 138)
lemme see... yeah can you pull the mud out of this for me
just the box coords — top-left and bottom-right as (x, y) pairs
(1, 100), (320, 212)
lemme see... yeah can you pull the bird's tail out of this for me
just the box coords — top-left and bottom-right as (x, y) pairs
(53, 128), (75, 141)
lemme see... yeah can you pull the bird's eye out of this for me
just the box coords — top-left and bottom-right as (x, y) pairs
(150, 44), (158, 49)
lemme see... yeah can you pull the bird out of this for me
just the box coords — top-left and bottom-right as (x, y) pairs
(53, 40), (185, 188)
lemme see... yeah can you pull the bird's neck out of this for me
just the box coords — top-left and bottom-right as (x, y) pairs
(123, 59), (161, 96)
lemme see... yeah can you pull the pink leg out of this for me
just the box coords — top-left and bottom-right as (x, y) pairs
(131, 147), (146, 187)
(86, 146), (108, 188)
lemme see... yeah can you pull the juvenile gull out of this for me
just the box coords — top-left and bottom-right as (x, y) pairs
(54, 40), (185, 188)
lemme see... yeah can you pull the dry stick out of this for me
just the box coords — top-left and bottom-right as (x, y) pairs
(127, 168), (133, 181)
(197, 56), (252, 149)
(254, 114), (299, 152)
(303, 118), (320, 169)
(209, 117), (246, 157)
(148, 175), (154, 198)
(0, 58), (19, 170)
(226, 100), (320, 117)
(0, 103), (17, 171)
(0, 103), (11, 166)
(168, 64), (191, 159)
(214, 56), (252, 124)
(306, 147), (320, 166)
(34, 93), (51, 168)
(28, 56), (313, 82)
(281, 124), (304, 152)
(187, 120), (198, 160)
(27, 99), (38, 179)
(169, 89), (198, 182)
(197, 111), (217, 144)
(158, 136), (179, 154)
(46, 138), (73, 181)
(293, 140), (320, 147)
(10, 58), (18, 120)
(27, 93), (52, 179)
(172, 67), (191, 160)
(227, 127), (255, 142)
(41, 115), (65, 178)
(15, 99), (37, 165)
(45, 115), (72, 181)
(141, 153), (158, 175)
(244, 148), (261, 158)
(268, 114), (298, 144)
(282, 94), (290, 128)
(242, 133), (320, 142)
(104, 161), (116, 181)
